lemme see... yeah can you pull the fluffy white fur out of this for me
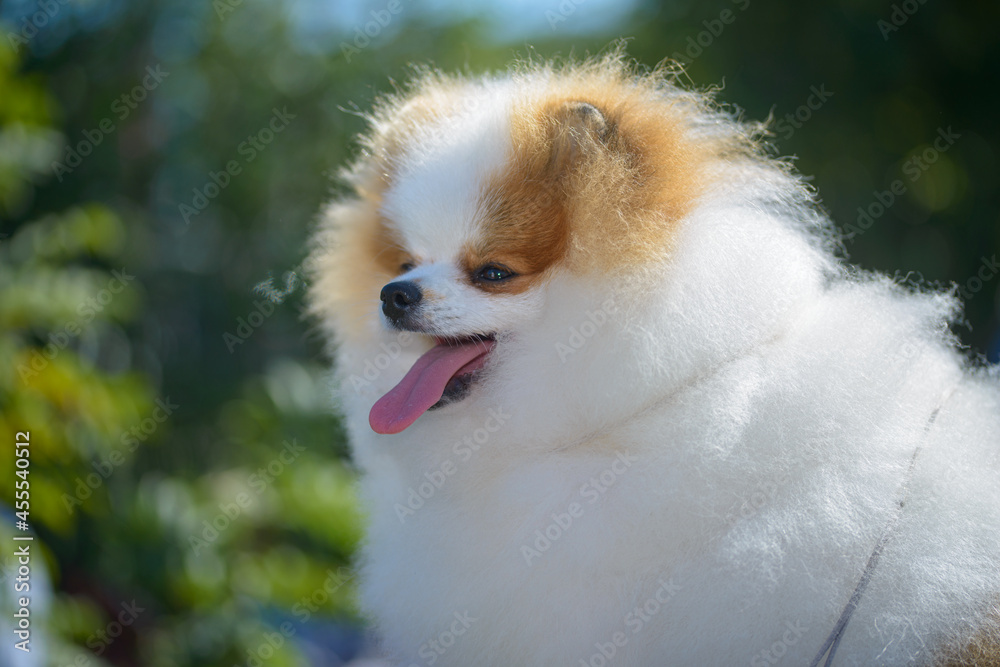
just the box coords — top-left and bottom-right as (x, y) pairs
(309, 59), (1000, 666)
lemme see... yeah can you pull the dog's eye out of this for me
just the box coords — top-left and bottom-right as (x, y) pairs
(475, 264), (516, 282)
(399, 262), (415, 273)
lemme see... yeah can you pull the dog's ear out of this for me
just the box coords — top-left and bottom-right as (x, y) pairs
(549, 101), (611, 172)
(557, 101), (609, 140)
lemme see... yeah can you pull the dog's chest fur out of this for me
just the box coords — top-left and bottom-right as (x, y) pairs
(349, 340), (999, 666)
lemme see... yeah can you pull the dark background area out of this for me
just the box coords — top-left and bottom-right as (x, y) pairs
(1, 0), (997, 665)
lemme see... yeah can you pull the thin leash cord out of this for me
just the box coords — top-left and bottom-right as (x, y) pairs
(809, 387), (956, 667)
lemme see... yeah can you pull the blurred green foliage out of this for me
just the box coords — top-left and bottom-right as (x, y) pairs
(0, 0), (997, 665)
(0, 7), (362, 664)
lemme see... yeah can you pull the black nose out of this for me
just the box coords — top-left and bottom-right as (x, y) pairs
(380, 280), (422, 323)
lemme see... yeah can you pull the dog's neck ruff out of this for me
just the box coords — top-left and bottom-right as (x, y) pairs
(809, 385), (958, 667)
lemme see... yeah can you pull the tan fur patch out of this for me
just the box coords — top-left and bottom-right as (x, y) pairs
(937, 641), (1000, 667)
(464, 57), (754, 287)
(307, 200), (404, 346)
(935, 608), (1000, 666)
(462, 108), (571, 295)
(372, 215), (412, 277)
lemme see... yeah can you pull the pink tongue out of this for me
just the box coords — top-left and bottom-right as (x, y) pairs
(369, 339), (495, 434)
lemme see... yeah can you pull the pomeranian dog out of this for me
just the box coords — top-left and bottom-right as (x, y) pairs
(307, 53), (1000, 666)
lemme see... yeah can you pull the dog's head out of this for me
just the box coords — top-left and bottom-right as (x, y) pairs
(309, 56), (824, 438)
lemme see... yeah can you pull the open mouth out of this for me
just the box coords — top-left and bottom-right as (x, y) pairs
(369, 333), (496, 434)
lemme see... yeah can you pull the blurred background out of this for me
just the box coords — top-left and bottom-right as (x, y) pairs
(0, 0), (997, 665)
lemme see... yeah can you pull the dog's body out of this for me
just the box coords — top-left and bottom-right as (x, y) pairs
(308, 56), (1000, 665)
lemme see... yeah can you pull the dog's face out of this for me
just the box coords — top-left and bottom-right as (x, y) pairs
(363, 100), (568, 432)
(309, 60), (807, 438)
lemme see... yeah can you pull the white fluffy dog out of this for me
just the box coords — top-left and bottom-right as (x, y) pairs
(307, 54), (1000, 666)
